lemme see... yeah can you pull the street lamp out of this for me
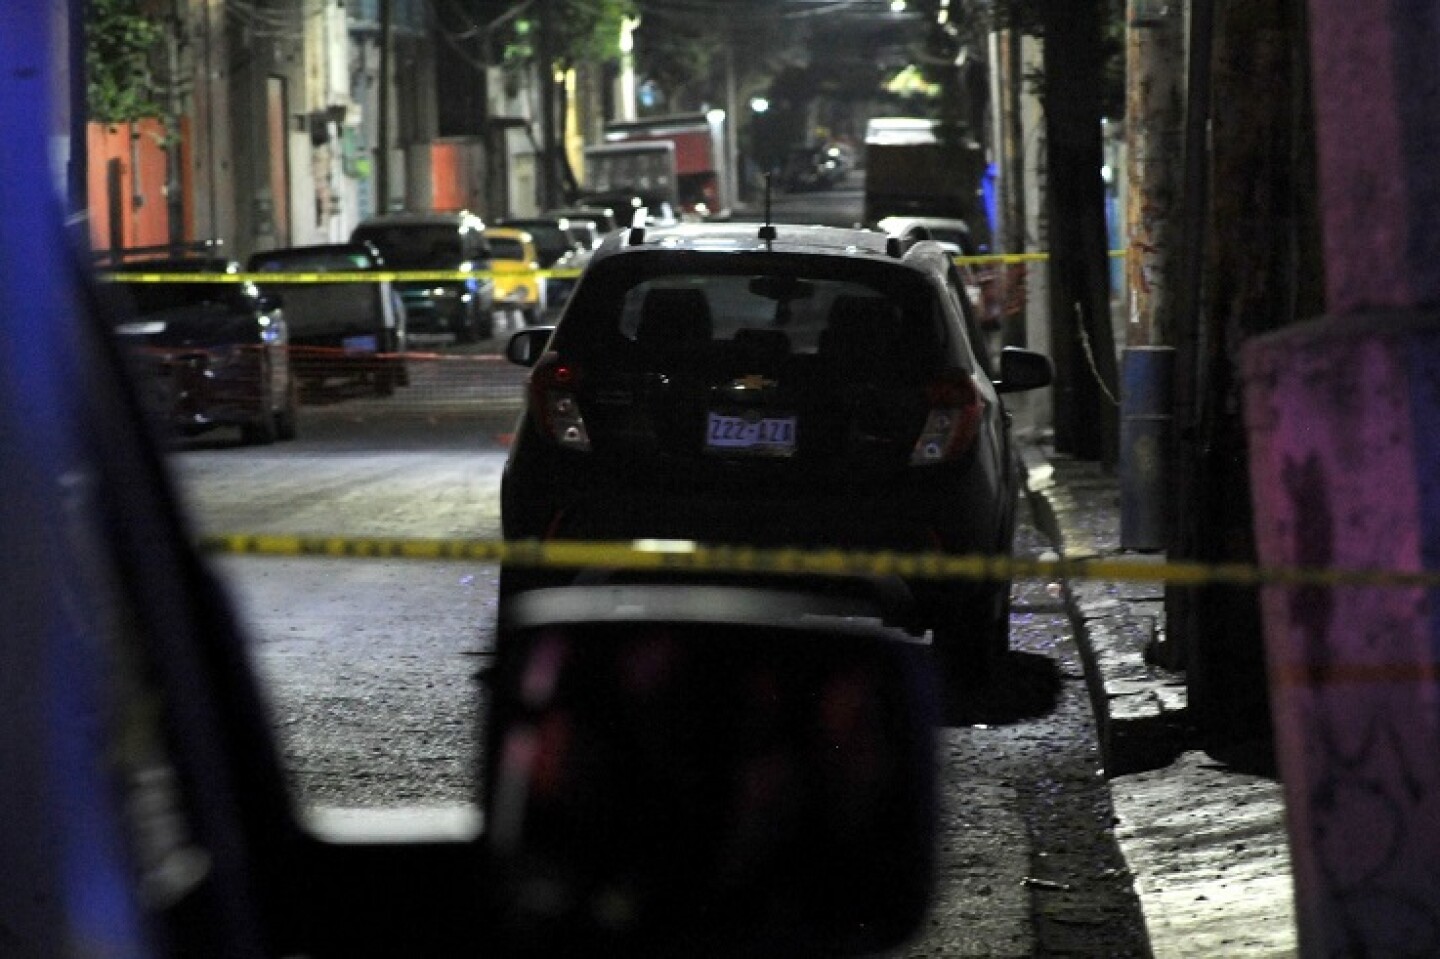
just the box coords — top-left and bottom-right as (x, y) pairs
(750, 96), (770, 114)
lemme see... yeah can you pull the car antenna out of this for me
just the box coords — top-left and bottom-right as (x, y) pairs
(758, 173), (777, 250)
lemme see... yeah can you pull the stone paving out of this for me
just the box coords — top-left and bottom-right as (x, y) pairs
(1021, 440), (1298, 958)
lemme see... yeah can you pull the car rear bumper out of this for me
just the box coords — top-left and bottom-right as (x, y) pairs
(398, 282), (491, 332)
(502, 446), (1010, 556)
(501, 475), (1006, 627)
(289, 337), (405, 377)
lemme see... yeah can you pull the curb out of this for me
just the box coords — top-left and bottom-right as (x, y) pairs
(1020, 442), (1191, 777)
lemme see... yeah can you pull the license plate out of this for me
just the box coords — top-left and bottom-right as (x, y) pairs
(343, 334), (378, 354)
(705, 412), (796, 455)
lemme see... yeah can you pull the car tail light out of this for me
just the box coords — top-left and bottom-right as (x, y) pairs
(910, 368), (983, 465)
(529, 352), (591, 450)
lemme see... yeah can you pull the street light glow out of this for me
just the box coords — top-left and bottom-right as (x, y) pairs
(750, 96), (770, 114)
(891, 0), (907, 12)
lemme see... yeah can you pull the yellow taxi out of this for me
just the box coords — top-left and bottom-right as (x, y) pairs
(483, 226), (545, 325)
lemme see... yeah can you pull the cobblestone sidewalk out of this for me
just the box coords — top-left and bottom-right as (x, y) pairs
(1021, 441), (1298, 959)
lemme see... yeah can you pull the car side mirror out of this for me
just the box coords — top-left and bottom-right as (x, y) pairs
(505, 327), (555, 367)
(995, 346), (1054, 394)
(482, 584), (938, 957)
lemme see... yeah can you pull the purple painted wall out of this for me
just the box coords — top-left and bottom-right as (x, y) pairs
(1308, 0), (1440, 313)
(1243, 0), (1440, 951)
(1245, 316), (1440, 952)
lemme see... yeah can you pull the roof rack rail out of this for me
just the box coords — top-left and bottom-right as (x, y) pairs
(627, 208), (647, 246)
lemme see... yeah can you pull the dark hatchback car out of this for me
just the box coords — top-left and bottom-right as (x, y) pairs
(106, 256), (298, 445)
(499, 222), (1052, 680)
(350, 211), (495, 342)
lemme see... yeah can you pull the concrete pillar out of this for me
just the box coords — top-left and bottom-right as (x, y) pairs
(1242, 1), (1440, 952)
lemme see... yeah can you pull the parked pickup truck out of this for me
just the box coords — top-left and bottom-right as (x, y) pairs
(247, 243), (408, 396)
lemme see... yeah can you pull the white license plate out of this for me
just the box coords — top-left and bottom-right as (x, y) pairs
(343, 334), (378, 354)
(705, 412), (797, 455)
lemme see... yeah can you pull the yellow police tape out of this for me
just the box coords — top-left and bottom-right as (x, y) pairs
(953, 251), (1129, 267)
(97, 269), (586, 284)
(196, 534), (1440, 589)
(97, 250), (1129, 285)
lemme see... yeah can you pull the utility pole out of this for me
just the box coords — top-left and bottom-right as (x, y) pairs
(164, 11), (186, 248)
(536, 0), (559, 209)
(376, 0), (392, 214)
(1039, 0), (1120, 464)
(1123, 0), (1183, 349)
(1186, 0), (1321, 742)
(997, 16), (1026, 351)
(1118, 0), (1184, 549)
(1159, 0), (1215, 671)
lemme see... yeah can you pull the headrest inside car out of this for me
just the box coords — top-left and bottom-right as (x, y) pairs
(637, 287), (714, 348)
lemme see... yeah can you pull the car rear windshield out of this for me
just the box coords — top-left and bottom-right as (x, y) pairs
(250, 249), (374, 272)
(555, 252), (952, 373)
(120, 282), (254, 316)
(351, 225), (476, 268)
(500, 221), (573, 265)
(488, 237), (530, 262)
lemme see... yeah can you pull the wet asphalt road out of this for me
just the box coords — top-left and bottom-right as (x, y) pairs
(167, 372), (1152, 955)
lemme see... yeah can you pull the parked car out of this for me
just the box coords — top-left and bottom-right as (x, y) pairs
(511, 214), (602, 315)
(247, 242), (408, 396)
(350, 211), (495, 342)
(546, 204), (622, 237)
(496, 216), (582, 268)
(544, 242), (593, 316)
(498, 222), (1053, 682)
(573, 190), (679, 228)
(561, 218), (603, 252)
(499, 216), (593, 321)
(876, 215), (979, 257)
(106, 255), (298, 445)
(878, 215), (987, 323)
(483, 226), (545, 325)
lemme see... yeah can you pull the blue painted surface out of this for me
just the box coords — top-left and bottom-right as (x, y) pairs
(0, 7), (151, 955)
(1119, 346), (1175, 551)
(981, 163), (998, 252)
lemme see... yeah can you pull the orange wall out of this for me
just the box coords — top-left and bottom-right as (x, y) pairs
(88, 118), (193, 254)
(430, 139), (483, 213)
